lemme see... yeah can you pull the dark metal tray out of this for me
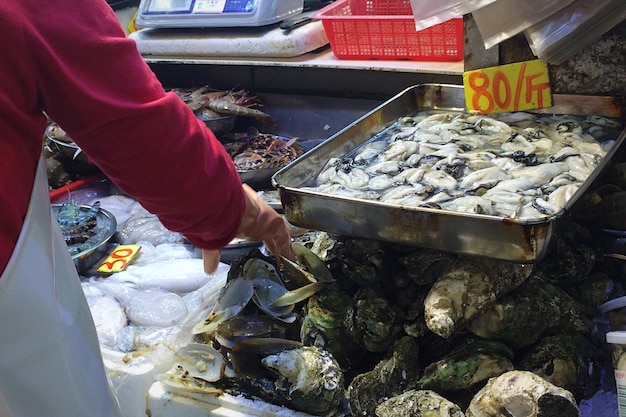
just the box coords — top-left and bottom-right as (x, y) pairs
(272, 84), (626, 263)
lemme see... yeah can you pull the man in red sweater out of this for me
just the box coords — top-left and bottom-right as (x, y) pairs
(0, 0), (293, 415)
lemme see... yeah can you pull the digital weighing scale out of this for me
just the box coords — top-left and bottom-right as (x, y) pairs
(135, 0), (304, 28)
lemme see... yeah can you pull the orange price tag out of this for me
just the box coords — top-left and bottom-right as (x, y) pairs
(463, 59), (552, 114)
(97, 244), (141, 274)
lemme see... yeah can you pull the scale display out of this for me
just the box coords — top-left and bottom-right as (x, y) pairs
(136, 0), (303, 27)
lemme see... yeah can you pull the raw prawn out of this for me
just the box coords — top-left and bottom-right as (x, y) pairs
(171, 85), (275, 126)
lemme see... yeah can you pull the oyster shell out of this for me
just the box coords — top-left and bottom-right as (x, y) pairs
(416, 339), (514, 392)
(261, 345), (345, 417)
(424, 257), (533, 338)
(394, 248), (456, 286)
(300, 287), (363, 369)
(350, 288), (403, 353)
(347, 336), (421, 417)
(375, 389), (465, 417)
(468, 276), (592, 348)
(466, 370), (580, 417)
(518, 334), (601, 399)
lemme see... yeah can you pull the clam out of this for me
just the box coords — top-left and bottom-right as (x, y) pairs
(157, 365), (224, 396)
(194, 249), (330, 334)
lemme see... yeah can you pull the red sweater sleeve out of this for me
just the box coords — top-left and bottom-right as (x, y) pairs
(0, 0), (245, 272)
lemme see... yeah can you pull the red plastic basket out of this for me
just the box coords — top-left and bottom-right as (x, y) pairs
(313, 0), (464, 61)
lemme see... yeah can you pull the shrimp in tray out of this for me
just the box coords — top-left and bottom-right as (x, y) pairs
(171, 85), (275, 127)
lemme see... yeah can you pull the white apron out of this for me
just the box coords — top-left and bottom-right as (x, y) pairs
(0, 155), (122, 417)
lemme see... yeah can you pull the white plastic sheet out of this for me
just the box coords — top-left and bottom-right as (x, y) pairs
(472, 0), (576, 49)
(524, 0), (626, 64)
(408, 0), (496, 31)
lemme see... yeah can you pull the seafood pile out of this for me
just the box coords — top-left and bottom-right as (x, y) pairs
(45, 122), (101, 187)
(156, 218), (620, 416)
(223, 132), (306, 171)
(56, 198), (100, 246)
(53, 198), (116, 258)
(171, 85), (275, 129)
(302, 111), (623, 220)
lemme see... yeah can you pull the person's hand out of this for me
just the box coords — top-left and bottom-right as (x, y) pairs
(202, 249), (222, 275)
(202, 184), (294, 274)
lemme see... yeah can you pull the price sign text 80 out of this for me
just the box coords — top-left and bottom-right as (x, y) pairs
(463, 59), (552, 114)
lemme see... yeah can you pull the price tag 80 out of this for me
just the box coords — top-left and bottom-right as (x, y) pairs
(463, 59), (552, 114)
(97, 244), (141, 274)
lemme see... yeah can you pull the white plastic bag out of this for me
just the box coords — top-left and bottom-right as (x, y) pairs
(524, 0), (626, 64)
(472, 0), (576, 49)
(408, 0), (497, 31)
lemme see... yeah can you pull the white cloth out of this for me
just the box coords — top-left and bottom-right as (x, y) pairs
(0, 155), (122, 417)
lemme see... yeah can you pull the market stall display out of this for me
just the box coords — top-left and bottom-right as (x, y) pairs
(56, 185), (621, 417)
(52, 199), (117, 272)
(46, 81), (626, 416)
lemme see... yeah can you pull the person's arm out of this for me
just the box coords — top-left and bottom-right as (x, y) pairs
(29, 0), (245, 251)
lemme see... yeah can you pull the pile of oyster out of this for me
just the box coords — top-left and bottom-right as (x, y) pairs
(302, 111), (623, 221)
(157, 216), (621, 417)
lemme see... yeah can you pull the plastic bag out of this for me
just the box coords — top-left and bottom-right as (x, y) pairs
(472, 0), (576, 49)
(408, 0), (497, 31)
(524, 0), (626, 64)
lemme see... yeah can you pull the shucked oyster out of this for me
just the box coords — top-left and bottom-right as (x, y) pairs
(424, 257), (533, 338)
(466, 370), (580, 417)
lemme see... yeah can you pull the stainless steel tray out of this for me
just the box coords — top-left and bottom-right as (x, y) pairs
(272, 84), (626, 263)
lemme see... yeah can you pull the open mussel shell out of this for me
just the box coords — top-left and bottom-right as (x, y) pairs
(215, 315), (289, 350)
(280, 242), (334, 289)
(157, 343), (230, 395)
(192, 277), (254, 335)
(174, 343), (229, 383)
(269, 280), (334, 309)
(243, 257), (281, 282)
(230, 337), (302, 378)
(157, 368), (224, 396)
(251, 277), (296, 323)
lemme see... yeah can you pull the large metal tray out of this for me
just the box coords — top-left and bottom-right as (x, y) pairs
(272, 84), (626, 263)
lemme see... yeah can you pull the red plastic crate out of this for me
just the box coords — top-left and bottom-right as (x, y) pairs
(313, 0), (463, 61)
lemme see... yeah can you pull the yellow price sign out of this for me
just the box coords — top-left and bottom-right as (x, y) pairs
(97, 244), (141, 274)
(463, 59), (552, 114)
